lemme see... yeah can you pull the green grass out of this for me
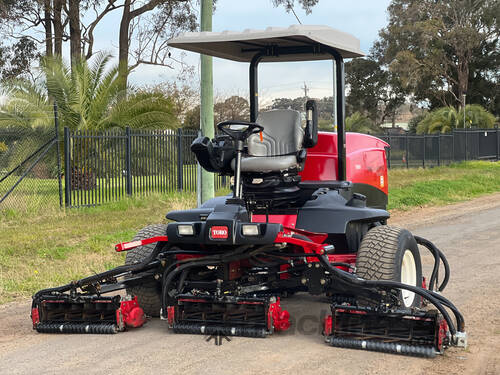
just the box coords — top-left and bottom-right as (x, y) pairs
(0, 164), (227, 214)
(0, 176), (62, 214)
(0, 161), (499, 303)
(0, 192), (196, 303)
(388, 161), (500, 210)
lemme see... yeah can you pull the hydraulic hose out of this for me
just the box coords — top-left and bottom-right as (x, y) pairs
(263, 248), (461, 331)
(266, 250), (465, 334)
(414, 236), (440, 291)
(315, 253), (462, 335)
(177, 269), (191, 294)
(33, 241), (170, 304)
(426, 289), (465, 331)
(160, 245), (272, 318)
(414, 236), (450, 292)
(270, 239), (463, 333)
(435, 245), (450, 291)
(32, 244), (223, 305)
(161, 245), (281, 313)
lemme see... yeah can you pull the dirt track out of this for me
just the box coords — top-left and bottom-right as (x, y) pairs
(1, 194), (500, 375)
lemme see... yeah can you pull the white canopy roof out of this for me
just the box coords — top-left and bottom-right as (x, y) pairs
(168, 25), (364, 62)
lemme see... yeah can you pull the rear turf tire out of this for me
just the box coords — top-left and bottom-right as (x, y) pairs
(125, 224), (167, 317)
(356, 225), (422, 308)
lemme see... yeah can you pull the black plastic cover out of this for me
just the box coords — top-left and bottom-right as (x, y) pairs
(303, 99), (318, 148)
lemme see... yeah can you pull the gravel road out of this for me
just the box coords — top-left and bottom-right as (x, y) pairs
(1, 194), (500, 375)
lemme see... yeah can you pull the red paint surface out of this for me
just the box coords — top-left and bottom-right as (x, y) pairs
(327, 253), (357, 271)
(31, 307), (40, 328)
(115, 236), (168, 252)
(167, 306), (175, 326)
(437, 317), (449, 351)
(119, 296), (146, 328)
(324, 315), (333, 336)
(273, 230), (357, 266)
(300, 132), (389, 195)
(268, 297), (290, 332)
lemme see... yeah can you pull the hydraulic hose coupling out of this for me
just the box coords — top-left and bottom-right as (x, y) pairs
(454, 332), (468, 348)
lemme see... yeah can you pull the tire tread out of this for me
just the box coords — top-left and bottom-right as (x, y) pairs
(356, 226), (404, 282)
(125, 224), (167, 317)
(356, 225), (422, 308)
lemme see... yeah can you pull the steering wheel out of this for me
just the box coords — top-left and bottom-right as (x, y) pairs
(217, 121), (264, 142)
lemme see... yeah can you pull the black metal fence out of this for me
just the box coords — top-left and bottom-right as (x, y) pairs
(1, 123), (499, 211)
(377, 128), (500, 168)
(63, 127), (229, 208)
(0, 111), (62, 212)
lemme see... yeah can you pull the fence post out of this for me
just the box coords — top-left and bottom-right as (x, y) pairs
(387, 134), (391, 169)
(496, 126), (499, 161)
(464, 128), (468, 162)
(437, 133), (441, 166)
(125, 127), (132, 195)
(422, 134), (426, 168)
(53, 102), (63, 208)
(405, 133), (409, 168)
(177, 128), (183, 191)
(64, 127), (71, 207)
(452, 129), (456, 162)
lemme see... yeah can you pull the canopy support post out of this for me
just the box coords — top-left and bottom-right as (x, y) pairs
(249, 53), (264, 122)
(333, 53), (346, 181)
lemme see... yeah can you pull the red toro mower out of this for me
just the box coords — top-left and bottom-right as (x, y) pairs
(31, 25), (467, 357)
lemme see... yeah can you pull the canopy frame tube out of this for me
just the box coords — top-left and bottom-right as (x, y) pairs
(248, 44), (346, 181)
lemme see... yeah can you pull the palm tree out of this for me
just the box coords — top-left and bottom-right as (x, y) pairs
(0, 53), (179, 130)
(0, 54), (180, 190)
(416, 105), (496, 134)
(103, 89), (179, 130)
(0, 80), (53, 129)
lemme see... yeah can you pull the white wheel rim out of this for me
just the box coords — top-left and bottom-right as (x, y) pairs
(401, 249), (417, 307)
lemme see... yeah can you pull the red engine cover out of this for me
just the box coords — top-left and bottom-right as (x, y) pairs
(300, 132), (389, 195)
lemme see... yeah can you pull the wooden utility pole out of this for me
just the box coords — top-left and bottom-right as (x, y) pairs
(200, 0), (214, 203)
(302, 82), (309, 98)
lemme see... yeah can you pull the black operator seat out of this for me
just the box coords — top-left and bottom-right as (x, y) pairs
(232, 109), (305, 173)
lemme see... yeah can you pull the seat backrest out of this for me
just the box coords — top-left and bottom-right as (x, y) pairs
(247, 109), (304, 157)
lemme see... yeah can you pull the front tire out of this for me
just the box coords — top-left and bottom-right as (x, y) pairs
(125, 224), (167, 317)
(356, 225), (422, 308)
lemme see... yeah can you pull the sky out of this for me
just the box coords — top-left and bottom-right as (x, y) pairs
(91, 0), (392, 104)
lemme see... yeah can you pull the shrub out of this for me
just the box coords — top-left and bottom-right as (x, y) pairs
(417, 105), (496, 134)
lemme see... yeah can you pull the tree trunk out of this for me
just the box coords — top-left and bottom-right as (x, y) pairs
(44, 0), (53, 57)
(68, 0), (81, 65)
(53, 0), (63, 56)
(118, 0), (132, 94)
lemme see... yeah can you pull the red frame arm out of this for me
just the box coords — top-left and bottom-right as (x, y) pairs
(115, 236), (168, 252)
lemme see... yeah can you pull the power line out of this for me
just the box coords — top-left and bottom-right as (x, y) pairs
(288, 1), (302, 24)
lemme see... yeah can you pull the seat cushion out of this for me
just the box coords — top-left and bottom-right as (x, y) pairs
(247, 110), (304, 157)
(231, 109), (304, 173)
(233, 155), (299, 173)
